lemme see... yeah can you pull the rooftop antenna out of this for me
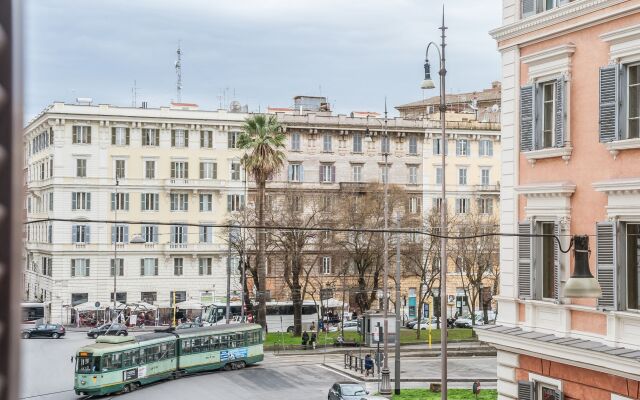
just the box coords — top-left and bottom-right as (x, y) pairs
(175, 42), (183, 103)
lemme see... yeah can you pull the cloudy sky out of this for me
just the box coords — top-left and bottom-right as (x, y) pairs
(23, 0), (501, 120)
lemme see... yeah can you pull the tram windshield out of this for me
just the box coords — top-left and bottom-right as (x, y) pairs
(76, 355), (100, 373)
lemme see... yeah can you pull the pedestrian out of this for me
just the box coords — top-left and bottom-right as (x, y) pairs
(70, 355), (74, 363)
(364, 354), (374, 377)
(311, 331), (317, 350)
(310, 321), (316, 332)
(302, 330), (309, 349)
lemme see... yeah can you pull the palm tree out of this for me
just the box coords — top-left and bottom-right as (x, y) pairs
(238, 114), (286, 329)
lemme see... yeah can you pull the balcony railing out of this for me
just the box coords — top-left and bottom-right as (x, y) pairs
(474, 184), (500, 192)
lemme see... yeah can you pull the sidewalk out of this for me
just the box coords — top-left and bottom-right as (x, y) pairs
(269, 341), (496, 357)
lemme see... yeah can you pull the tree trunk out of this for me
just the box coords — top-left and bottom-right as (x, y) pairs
(256, 180), (267, 330)
(292, 258), (302, 336)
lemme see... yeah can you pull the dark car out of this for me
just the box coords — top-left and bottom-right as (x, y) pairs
(87, 323), (128, 338)
(22, 323), (65, 339)
(328, 382), (368, 400)
(176, 322), (203, 330)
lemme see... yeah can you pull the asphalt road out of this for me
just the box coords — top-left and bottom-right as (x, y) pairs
(19, 332), (495, 399)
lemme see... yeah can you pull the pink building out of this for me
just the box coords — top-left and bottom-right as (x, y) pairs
(477, 1), (640, 399)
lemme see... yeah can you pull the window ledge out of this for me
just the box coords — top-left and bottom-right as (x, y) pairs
(604, 138), (640, 159)
(524, 146), (573, 165)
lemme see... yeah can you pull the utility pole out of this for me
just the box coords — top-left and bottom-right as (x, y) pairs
(394, 213), (402, 394)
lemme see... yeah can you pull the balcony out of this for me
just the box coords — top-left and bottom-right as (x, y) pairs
(474, 184), (500, 193)
(164, 178), (226, 192)
(162, 243), (227, 253)
(339, 182), (370, 192)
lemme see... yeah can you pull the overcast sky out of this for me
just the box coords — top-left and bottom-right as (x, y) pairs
(24, 0), (501, 120)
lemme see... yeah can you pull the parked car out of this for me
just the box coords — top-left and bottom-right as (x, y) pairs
(341, 320), (359, 331)
(405, 319), (417, 328)
(454, 314), (485, 328)
(176, 322), (203, 330)
(328, 382), (368, 400)
(22, 323), (65, 339)
(87, 323), (128, 338)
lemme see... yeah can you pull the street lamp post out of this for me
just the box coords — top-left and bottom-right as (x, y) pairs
(112, 178), (119, 314)
(421, 9), (448, 399)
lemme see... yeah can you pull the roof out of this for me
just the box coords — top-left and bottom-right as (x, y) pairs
(174, 323), (262, 338)
(396, 84), (501, 110)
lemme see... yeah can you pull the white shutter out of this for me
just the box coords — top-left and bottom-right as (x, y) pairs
(518, 222), (532, 299)
(596, 221), (617, 310)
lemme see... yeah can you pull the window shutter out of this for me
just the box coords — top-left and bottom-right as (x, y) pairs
(141, 194), (146, 210)
(300, 165), (305, 181)
(599, 65), (619, 142)
(155, 129), (160, 145)
(125, 193), (129, 210)
(154, 259), (159, 275)
(71, 193), (77, 210)
(183, 226), (188, 243)
(86, 193), (91, 210)
(520, 85), (534, 152)
(71, 260), (75, 277)
(184, 163), (189, 179)
(465, 140), (470, 155)
(554, 77), (566, 147)
(200, 162), (204, 179)
(124, 225), (129, 243)
(153, 226), (158, 243)
(126, 128), (130, 145)
(522, 0), (535, 17)
(200, 131), (204, 147)
(184, 129), (189, 146)
(171, 130), (176, 147)
(87, 127), (91, 143)
(111, 127), (116, 145)
(199, 227), (204, 243)
(140, 259), (145, 276)
(288, 165), (293, 181)
(86, 226), (90, 243)
(554, 390), (564, 400)
(227, 195), (232, 211)
(319, 165), (324, 182)
(154, 194), (159, 210)
(517, 381), (534, 400)
(170, 226), (176, 243)
(111, 193), (115, 211)
(554, 222), (561, 301)
(518, 222), (532, 299)
(171, 162), (176, 178)
(596, 221), (617, 309)
(72, 225), (77, 243)
(111, 226), (116, 244)
(331, 165), (336, 182)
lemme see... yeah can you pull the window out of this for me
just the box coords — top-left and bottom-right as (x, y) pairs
(455, 198), (470, 214)
(141, 193), (159, 211)
(321, 195), (332, 212)
(144, 160), (156, 179)
(71, 293), (88, 306)
(433, 138), (448, 155)
(521, 77), (566, 151)
(201, 130), (213, 148)
(352, 133), (362, 153)
(228, 131), (240, 149)
(142, 225), (158, 243)
(110, 258), (124, 277)
(322, 256), (332, 274)
(76, 159), (87, 177)
(626, 224), (640, 310)
(71, 192), (91, 211)
(199, 194), (213, 212)
(435, 167), (443, 185)
(111, 127), (129, 145)
(115, 159), (126, 179)
(522, 0), (573, 18)
(408, 196), (422, 214)
(200, 162), (217, 179)
(172, 129), (188, 147)
(542, 81), (555, 148)
(170, 193), (189, 211)
(141, 291), (157, 303)
(111, 193), (129, 211)
(456, 139), (470, 156)
(458, 168), (467, 185)
(227, 194), (245, 212)
(142, 128), (159, 146)
(291, 132), (301, 151)
(628, 64), (640, 139)
(323, 133), (332, 152)
(433, 197), (443, 211)
(230, 161), (241, 181)
(170, 291), (187, 305)
(140, 258), (158, 276)
(112, 224), (129, 243)
(408, 165), (418, 184)
(352, 164), (363, 182)
(319, 163), (335, 183)
(72, 225), (90, 243)
(288, 163), (303, 182)
(199, 226), (213, 243)
(71, 259), (90, 277)
(199, 258), (212, 275)
(479, 139), (493, 156)
(49, 193), (53, 211)
(380, 135), (390, 154)
(477, 198), (493, 215)
(380, 165), (389, 184)
(174, 258), (184, 276)
(481, 168), (490, 186)
(289, 194), (303, 212)
(408, 136), (418, 155)
(171, 161), (188, 179)
(170, 225), (187, 244)
(72, 126), (91, 144)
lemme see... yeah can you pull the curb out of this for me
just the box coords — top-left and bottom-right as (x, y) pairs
(320, 363), (498, 383)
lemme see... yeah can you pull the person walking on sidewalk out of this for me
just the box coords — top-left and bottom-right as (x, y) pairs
(364, 354), (374, 377)
(302, 330), (309, 349)
(311, 331), (317, 350)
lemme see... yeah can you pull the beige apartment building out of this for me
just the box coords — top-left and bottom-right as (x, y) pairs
(24, 98), (500, 323)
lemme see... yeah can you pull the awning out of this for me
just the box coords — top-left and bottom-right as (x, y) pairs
(175, 300), (204, 310)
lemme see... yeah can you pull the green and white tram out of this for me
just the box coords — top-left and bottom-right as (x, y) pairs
(74, 323), (263, 396)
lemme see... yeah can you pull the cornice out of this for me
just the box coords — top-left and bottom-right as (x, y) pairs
(490, 0), (630, 44)
(515, 181), (576, 197)
(593, 178), (640, 194)
(521, 43), (577, 65)
(600, 23), (640, 43)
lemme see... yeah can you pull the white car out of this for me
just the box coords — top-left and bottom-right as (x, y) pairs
(412, 321), (438, 330)
(341, 320), (359, 331)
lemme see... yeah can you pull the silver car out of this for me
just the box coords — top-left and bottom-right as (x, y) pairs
(328, 382), (368, 400)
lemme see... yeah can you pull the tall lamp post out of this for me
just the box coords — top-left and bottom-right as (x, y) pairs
(421, 9), (448, 399)
(365, 101), (391, 395)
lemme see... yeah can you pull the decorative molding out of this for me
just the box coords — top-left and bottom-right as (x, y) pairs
(601, 24), (640, 62)
(604, 138), (640, 159)
(524, 146), (573, 165)
(490, 0), (633, 43)
(593, 178), (640, 194)
(522, 44), (575, 82)
(515, 182), (576, 197)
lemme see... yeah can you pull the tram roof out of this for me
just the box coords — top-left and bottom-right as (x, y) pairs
(174, 323), (262, 338)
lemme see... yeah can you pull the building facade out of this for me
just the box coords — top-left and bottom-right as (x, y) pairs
(24, 101), (501, 324)
(478, 1), (640, 399)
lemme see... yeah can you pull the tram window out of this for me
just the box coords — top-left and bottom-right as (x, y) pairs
(145, 346), (157, 362)
(76, 357), (93, 373)
(168, 342), (176, 358)
(193, 338), (203, 353)
(181, 340), (192, 355)
(212, 336), (220, 349)
(159, 343), (167, 360)
(122, 351), (132, 368)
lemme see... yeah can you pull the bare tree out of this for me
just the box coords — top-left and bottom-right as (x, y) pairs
(448, 209), (499, 325)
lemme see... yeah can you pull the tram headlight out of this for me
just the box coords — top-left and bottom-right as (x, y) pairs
(80, 380), (86, 385)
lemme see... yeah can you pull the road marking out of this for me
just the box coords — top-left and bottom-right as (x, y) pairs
(317, 364), (363, 383)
